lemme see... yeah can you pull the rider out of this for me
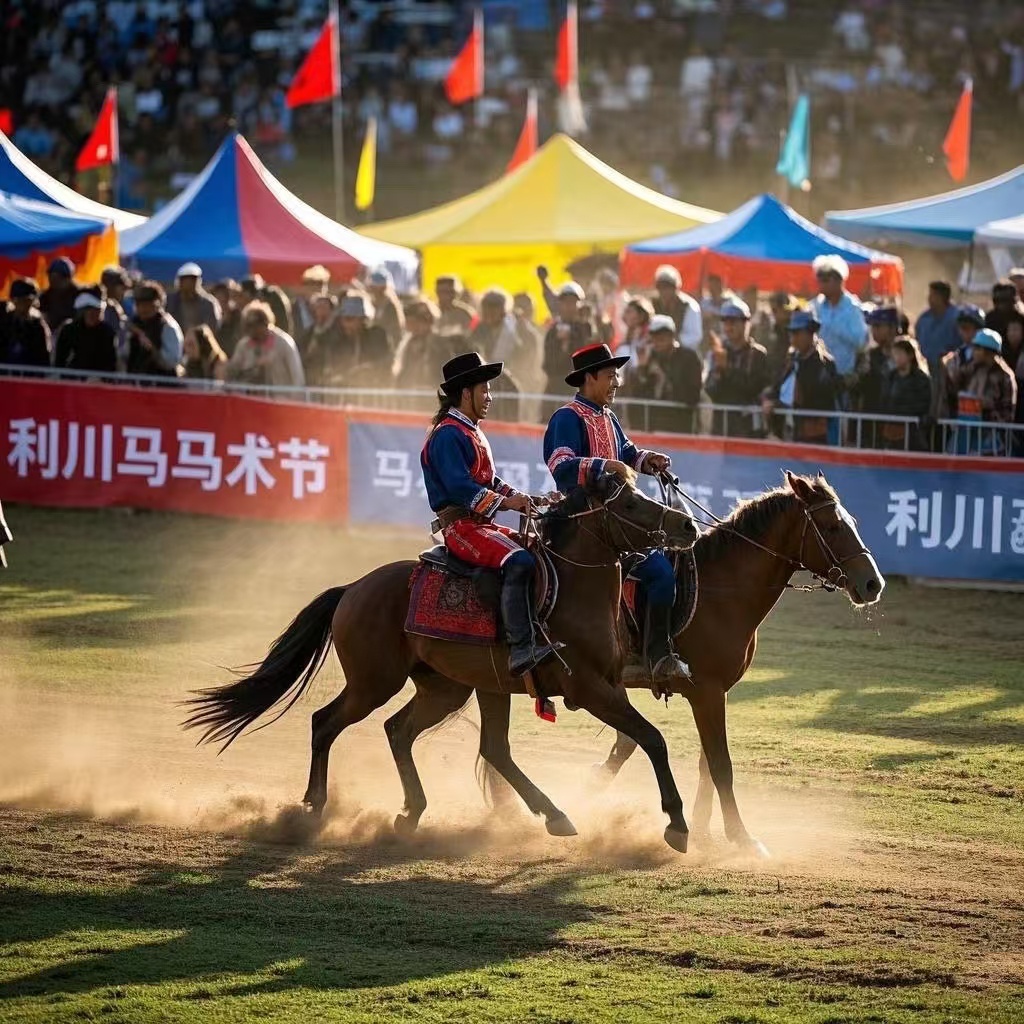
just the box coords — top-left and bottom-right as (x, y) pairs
(543, 342), (690, 696)
(421, 352), (563, 677)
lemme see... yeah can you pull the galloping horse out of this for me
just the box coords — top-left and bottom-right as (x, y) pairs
(184, 475), (700, 850)
(598, 470), (885, 854)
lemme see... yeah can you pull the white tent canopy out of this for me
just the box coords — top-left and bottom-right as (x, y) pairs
(974, 213), (1024, 247)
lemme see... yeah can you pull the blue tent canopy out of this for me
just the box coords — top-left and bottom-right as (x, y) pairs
(823, 166), (1024, 249)
(0, 192), (111, 258)
(0, 130), (145, 231)
(621, 193), (902, 295)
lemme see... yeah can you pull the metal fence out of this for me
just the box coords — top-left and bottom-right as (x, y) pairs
(3, 363), (1023, 459)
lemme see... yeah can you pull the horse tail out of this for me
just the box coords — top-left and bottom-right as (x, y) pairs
(181, 586), (347, 752)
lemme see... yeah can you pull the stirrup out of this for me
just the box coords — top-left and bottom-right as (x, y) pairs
(650, 654), (692, 698)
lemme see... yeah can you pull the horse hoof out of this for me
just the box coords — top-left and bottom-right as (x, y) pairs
(738, 837), (771, 859)
(393, 813), (419, 836)
(590, 762), (616, 787)
(664, 826), (689, 853)
(546, 813), (578, 837)
(302, 800), (324, 820)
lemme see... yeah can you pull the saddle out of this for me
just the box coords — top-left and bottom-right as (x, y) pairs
(405, 542), (558, 646)
(620, 548), (700, 650)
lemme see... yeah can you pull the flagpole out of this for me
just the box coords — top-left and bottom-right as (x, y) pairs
(329, 0), (345, 221)
(110, 87), (120, 210)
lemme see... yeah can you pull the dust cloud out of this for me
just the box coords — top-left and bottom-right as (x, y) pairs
(0, 521), (855, 875)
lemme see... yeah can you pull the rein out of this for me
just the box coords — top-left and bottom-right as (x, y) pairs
(660, 473), (866, 594)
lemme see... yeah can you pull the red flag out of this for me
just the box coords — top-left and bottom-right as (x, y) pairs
(286, 16), (339, 109)
(444, 9), (483, 105)
(942, 78), (972, 183)
(554, 1), (578, 91)
(506, 89), (537, 173)
(0, 110), (12, 137)
(76, 87), (119, 172)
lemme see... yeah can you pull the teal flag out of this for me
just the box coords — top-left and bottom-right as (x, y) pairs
(776, 94), (810, 188)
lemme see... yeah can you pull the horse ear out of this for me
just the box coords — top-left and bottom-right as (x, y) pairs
(785, 470), (813, 503)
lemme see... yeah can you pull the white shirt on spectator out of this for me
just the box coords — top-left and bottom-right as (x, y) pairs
(433, 109), (464, 140)
(136, 88), (164, 117)
(680, 54), (714, 95)
(388, 98), (418, 137)
(626, 62), (652, 103)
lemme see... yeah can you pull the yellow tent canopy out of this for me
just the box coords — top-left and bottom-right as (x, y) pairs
(363, 134), (721, 307)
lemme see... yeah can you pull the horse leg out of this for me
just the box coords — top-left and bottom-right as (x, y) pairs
(475, 690), (576, 837)
(384, 674), (472, 834)
(596, 730), (638, 781)
(690, 685), (767, 856)
(569, 677), (689, 852)
(302, 658), (408, 816)
(690, 748), (715, 840)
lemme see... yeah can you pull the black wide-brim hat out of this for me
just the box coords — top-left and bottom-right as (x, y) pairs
(440, 351), (503, 397)
(565, 343), (630, 387)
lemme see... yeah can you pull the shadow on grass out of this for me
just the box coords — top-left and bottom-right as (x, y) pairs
(0, 837), (594, 999)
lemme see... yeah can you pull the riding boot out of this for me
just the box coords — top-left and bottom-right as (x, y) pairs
(501, 561), (564, 676)
(645, 601), (691, 698)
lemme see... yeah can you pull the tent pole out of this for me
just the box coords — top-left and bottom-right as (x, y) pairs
(330, 0), (345, 222)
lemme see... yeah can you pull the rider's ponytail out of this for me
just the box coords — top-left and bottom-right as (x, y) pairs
(431, 388), (454, 428)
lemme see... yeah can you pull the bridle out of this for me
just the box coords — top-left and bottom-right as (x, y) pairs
(536, 480), (679, 569)
(661, 474), (868, 593)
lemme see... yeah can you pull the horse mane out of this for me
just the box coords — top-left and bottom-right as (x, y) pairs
(539, 484), (594, 549)
(696, 474), (837, 561)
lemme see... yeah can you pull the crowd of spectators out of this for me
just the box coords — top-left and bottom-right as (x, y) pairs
(2, 1), (1023, 217)
(3, 252), (1023, 456)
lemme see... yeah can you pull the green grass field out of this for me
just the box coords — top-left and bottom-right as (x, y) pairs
(1, 506), (1022, 1023)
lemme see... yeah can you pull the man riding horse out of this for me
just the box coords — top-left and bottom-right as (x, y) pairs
(543, 342), (691, 696)
(421, 351), (563, 677)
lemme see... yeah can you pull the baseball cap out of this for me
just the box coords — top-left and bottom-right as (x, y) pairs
(176, 261), (202, 278)
(956, 304), (985, 327)
(972, 328), (1002, 353)
(558, 281), (585, 300)
(720, 298), (751, 320)
(9, 278), (38, 299)
(865, 305), (899, 326)
(74, 292), (105, 312)
(788, 309), (820, 332)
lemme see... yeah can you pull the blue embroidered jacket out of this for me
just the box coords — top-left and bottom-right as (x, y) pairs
(421, 408), (519, 517)
(543, 394), (650, 494)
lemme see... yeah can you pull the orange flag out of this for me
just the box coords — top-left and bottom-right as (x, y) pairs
(76, 87), (119, 172)
(286, 16), (339, 109)
(445, 9), (483, 105)
(506, 89), (538, 173)
(554, 1), (578, 91)
(942, 78), (972, 183)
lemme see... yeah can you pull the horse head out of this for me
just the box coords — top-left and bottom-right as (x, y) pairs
(546, 472), (697, 556)
(785, 471), (885, 606)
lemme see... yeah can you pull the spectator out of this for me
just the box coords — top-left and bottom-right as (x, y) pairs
(392, 299), (461, 390)
(293, 264), (331, 337)
(182, 324), (228, 381)
(366, 267), (405, 352)
(510, 293), (545, 398)
(652, 265), (702, 351)
(914, 280), (960, 378)
(211, 278), (243, 356)
(54, 290), (118, 373)
(241, 274), (292, 337)
(435, 275), (475, 333)
(1009, 267), (1024, 304)
(165, 262), (221, 333)
(336, 294), (391, 385)
(984, 279), (1024, 345)
(810, 254), (867, 383)
(762, 309), (839, 445)
(0, 279), (51, 367)
(469, 288), (523, 366)
(618, 295), (654, 360)
(938, 304), (985, 417)
(942, 327), (1017, 428)
(877, 336), (933, 450)
(39, 257), (79, 334)
(625, 313), (702, 434)
(126, 280), (184, 377)
(225, 300), (305, 388)
(765, 291), (798, 375)
(700, 273), (733, 335)
(706, 298), (771, 437)
(856, 306), (899, 421)
(100, 265), (130, 365)
(542, 281), (592, 405)
(299, 294), (345, 385)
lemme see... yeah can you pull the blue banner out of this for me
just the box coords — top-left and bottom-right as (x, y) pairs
(349, 418), (1024, 582)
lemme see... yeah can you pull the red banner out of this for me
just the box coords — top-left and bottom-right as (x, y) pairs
(1, 380), (349, 521)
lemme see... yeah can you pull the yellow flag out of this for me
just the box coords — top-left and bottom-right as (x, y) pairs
(354, 117), (376, 212)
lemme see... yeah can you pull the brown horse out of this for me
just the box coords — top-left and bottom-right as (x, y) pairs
(184, 474), (700, 850)
(594, 470), (885, 855)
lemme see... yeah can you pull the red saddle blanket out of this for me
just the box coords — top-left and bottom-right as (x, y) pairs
(405, 564), (498, 645)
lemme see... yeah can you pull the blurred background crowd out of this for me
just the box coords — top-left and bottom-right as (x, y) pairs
(3, 0), (1024, 219)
